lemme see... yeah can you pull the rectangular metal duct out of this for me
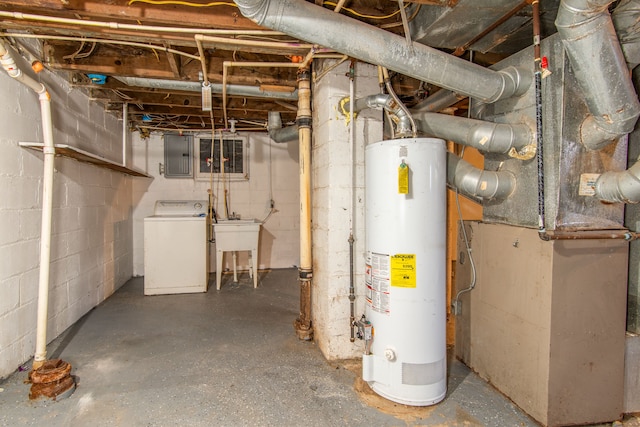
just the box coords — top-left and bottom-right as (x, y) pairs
(482, 34), (627, 230)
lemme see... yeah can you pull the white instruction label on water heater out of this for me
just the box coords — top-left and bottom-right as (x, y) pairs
(579, 173), (600, 196)
(366, 252), (391, 314)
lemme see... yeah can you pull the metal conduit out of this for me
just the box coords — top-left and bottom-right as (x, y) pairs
(233, 0), (531, 104)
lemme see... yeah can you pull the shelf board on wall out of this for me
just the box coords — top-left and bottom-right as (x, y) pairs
(19, 142), (152, 178)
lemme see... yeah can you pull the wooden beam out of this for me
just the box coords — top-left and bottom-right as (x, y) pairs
(0, 0), (262, 30)
(164, 43), (183, 79)
(47, 42), (299, 86)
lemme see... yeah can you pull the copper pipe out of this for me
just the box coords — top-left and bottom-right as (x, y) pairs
(538, 230), (639, 241)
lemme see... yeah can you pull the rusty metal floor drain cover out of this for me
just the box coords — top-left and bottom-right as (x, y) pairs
(29, 359), (76, 401)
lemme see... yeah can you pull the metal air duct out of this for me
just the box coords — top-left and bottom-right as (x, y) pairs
(342, 94), (413, 138)
(114, 76), (299, 100)
(447, 153), (516, 201)
(233, 0), (531, 104)
(612, 0), (640, 69)
(414, 112), (533, 154)
(267, 111), (298, 143)
(555, 0), (640, 150)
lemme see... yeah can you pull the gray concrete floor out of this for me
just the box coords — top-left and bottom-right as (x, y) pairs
(0, 269), (631, 426)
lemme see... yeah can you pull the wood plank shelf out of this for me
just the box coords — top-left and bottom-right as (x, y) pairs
(19, 142), (152, 178)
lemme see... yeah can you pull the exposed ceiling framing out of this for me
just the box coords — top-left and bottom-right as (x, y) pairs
(0, 0), (558, 134)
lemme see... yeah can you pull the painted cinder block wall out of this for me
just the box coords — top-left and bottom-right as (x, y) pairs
(0, 50), (134, 379)
(311, 61), (383, 360)
(130, 131), (300, 276)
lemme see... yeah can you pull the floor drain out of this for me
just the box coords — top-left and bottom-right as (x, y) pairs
(29, 359), (76, 401)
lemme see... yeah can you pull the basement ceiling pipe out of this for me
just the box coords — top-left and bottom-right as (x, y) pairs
(0, 40), (55, 370)
(233, 0), (531, 104)
(447, 153), (516, 201)
(113, 76), (299, 101)
(414, 112), (533, 155)
(555, 0), (640, 150)
(267, 111), (298, 143)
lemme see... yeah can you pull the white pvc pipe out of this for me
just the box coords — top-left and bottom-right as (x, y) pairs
(0, 40), (54, 369)
(34, 91), (55, 369)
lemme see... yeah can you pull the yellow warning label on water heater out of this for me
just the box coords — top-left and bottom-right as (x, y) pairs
(398, 162), (409, 194)
(390, 254), (416, 288)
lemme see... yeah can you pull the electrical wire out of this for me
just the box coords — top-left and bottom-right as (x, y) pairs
(129, 0), (236, 6)
(380, 4), (421, 28)
(62, 41), (97, 60)
(129, 0), (408, 20)
(323, 1), (410, 20)
(452, 181), (477, 314)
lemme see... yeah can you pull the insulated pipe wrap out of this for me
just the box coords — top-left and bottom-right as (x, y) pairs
(233, 0), (531, 103)
(556, 0), (640, 149)
(447, 153), (516, 201)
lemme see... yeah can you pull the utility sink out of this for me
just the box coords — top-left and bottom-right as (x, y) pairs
(213, 219), (262, 289)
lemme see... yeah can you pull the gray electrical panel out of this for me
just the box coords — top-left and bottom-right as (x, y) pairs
(164, 134), (193, 178)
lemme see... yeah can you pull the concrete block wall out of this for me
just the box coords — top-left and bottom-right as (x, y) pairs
(0, 46), (133, 379)
(131, 131), (300, 276)
(311, 60), (382, 360)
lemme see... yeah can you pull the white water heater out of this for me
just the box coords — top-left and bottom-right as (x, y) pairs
(362, 138), (447, 406)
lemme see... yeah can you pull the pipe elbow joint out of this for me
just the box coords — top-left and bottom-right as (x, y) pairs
(491, 66), (532, 102)
(473, 170), (516, 200)
(451, 156), (516, 200)
(595, 170), (640, 203)
(468, 123), (511, 154)
(580, 106), (640, 150)
(233, 0), (270, 24)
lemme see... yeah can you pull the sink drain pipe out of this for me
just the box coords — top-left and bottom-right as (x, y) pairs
(0, 40), (76, 400)
(294, 68), (314, 340)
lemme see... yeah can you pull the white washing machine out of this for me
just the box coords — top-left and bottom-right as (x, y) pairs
(144, 200), (210, 295)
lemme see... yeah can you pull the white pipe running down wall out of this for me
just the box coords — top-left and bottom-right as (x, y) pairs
(0, 40), (55, 369)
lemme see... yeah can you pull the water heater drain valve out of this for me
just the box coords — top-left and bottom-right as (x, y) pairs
(355, 315), (372, 340)
(355, 315), (373, 355)
(384, 348), (396, 362)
